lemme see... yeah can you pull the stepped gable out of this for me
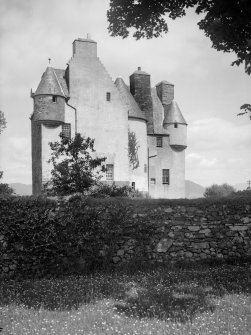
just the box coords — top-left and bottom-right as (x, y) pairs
(34, 67), (68, 98)
(163, 101), (187, 125)
(115, 77), (147, 121)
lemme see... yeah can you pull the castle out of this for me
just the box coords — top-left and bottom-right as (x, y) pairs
(30, 36), (187, 198)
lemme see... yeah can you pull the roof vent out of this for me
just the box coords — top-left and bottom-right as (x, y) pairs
(138, 67), (141, 71)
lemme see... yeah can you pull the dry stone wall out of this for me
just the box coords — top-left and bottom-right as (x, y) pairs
(1, 197), (251, 279)
(109, 203), (251, 264)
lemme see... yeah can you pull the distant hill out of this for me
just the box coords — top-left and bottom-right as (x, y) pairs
(185, 180), (205, 199)
(8, 181), (247, 198)
(10, 183), (32, 196)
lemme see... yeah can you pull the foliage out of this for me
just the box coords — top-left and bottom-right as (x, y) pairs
(238, 103), (251, 119)
(0, 110), (7, 134)
(44, 133), (107, 196)
(88, 182), (134, 198)
(107, 0), (251, 74)
(204, 183), (236, 198)
(128, 129), (140, 170)
(0, 171), (14, 196)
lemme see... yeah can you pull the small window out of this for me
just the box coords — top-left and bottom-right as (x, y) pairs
(174, 123), (178, 128)
(162, 169), (170, 184)
(106, 164), (114, 181)
(144, 164), (147, 173)
(132, 182), (135, 190)
(150, 178), (156, 184)
(61, 123), (71, 138)
(52, 95), (57, 103)
(106, 92), (111, 101)
(156, 136), (163, 147)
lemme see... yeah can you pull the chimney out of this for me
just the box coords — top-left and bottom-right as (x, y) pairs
(130, 67), (154, 133)
(156, 81), (174, 106)
(72, 37), (97, 58)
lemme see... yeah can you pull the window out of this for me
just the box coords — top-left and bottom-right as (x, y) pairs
(106, 164), (114, 181)
(174, 123), (178, 128)
(150, 178), (156, 184)
(52, 95), (57, 103)
(144, 164), (147, 173)
(132, 182), (135, 190)
(162, 169), (170, 184)
(106, 92), (111, 101)
(61, 123), (71, 138)
(156, 136), (163, 147)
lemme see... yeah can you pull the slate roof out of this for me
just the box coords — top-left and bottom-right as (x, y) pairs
(163, 101), (187, 125)
(156, 80), (174, 86)
(115, 77), (147, 121)
(34, 67), (69, 98)
(151, 87), (168, 134)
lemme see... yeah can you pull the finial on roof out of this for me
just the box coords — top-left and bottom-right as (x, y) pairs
(87, 33), (91, 39)
(138, 67), (141, 71)
(48, 58), (51, 65)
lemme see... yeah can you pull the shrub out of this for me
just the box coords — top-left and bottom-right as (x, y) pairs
(204, 183), (235, 198)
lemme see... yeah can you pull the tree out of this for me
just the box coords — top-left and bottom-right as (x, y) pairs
(0, 111), (7, 134)
(204, 183), (235, 198)
(0, 171), (14, 196)
(44, 133), (107, 196)
(108, 0), (251, 74)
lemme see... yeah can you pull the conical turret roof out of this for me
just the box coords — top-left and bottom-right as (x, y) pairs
(115, 77), (147, 121)
(34, 67), (68, 98)
(163, 101), (187, 125)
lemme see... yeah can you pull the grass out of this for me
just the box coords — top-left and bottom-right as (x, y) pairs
(1, 262), (251, 335)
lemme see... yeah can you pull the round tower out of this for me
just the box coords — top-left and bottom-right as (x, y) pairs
(115, 76), (148, 193)
(163, 101), (187, 151)
(31, 67), (68, 195)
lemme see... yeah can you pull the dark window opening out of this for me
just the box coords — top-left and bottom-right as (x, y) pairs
(156, 136), (163, 147)
(162, 169), (170, 184)
(106, 92), (111, 101)
(150, 178), (156, 184)
(174, 123), (178, 128)
(52, 95), (57, 103)
(106, 164), (114, 181)
(61, 123), (71, 138)
(132, 182), (135, 190)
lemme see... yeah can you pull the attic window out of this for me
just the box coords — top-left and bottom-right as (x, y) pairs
(174, 123), (178, 128)
(52, 95), (57, 103)
(106, 92), (111, 101)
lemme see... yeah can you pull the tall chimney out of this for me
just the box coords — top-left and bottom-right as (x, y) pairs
(130, 67), (154, 133)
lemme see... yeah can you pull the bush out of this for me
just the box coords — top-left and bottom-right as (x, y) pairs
(204, 183), (235, 198)
(88, 183), (133, 198)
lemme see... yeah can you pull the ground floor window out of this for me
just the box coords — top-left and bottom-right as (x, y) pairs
(106, 164), (114, 181)
(61, 123), (71, 138)
(162, 169), (170, 184)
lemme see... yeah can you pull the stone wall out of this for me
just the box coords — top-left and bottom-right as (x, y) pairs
(106, 202), (251, 264)
(1, 197), (251, 279)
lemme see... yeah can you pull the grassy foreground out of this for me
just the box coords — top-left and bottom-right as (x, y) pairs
(0, 262), (251, 335)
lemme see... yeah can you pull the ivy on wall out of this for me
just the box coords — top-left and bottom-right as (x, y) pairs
(128, 129), (140, 170)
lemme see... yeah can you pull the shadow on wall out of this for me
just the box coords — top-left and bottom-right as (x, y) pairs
(0, 262), (250, 323)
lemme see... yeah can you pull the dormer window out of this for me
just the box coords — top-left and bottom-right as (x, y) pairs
(52, 95), (57, 103)
(106, 92), (111, 101)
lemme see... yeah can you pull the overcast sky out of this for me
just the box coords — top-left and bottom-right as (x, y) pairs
(0, 0), (250, 187)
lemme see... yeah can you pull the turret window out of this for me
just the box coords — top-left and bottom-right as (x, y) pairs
(52, 95), (57, 103)
(156, 136), (163, 147)
(61, 123), (71, 138)
(162, 169), (170, 184)
(106, 92), (111, 101)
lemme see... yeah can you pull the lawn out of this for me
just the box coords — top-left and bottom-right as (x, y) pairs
(1, 262), (251, 335)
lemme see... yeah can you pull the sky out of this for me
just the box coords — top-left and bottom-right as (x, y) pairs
(0, 0), (250, 188)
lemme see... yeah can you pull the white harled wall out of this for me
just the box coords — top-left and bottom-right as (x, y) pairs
(128, 119), (148, 192)
(68, 39), (129, 183)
